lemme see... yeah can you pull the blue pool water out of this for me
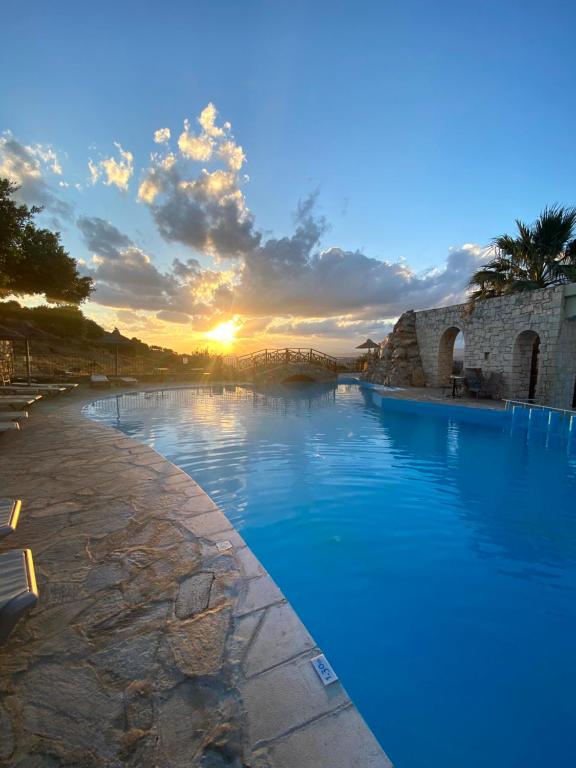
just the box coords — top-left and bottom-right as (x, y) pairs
(85, 384), (576, 768)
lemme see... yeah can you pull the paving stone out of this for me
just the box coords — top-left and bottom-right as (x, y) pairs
(179, 509), (233, 537)
(0, 701), (14, 760)
(166, 609), (230, 677)
(22, 661), (123, 757)
(235, 546), (265, 580)
(240, 651), (349, 743)
(173, 571), (212, 618)
(234, 574), (283, 617)
(243, 602), (316, 677)
(93, 630), (163, 681)
(267, 705), (392, 768)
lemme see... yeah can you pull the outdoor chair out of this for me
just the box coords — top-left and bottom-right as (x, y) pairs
(464, 368), (491, 399)
(482, 371), (505, 400)
(0, 549), (38, 643)
(90, 374), (112, 388)
(0, 499), (21, 540)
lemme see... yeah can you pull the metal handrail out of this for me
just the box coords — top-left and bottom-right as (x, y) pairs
(503, 399), (576, 418)
(236, 348), (339, 372)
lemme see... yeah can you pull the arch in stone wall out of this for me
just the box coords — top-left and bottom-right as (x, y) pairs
(437, 326), (465, 385)
(511, 330), (541, 401)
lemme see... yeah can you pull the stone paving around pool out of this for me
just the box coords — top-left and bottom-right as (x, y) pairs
(0, 386), (391, 768)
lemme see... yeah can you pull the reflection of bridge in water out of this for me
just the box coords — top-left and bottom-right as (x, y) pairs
(236, 348), (339, 385)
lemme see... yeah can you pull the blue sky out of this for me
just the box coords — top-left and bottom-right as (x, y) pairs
(1, 0), (575, 353)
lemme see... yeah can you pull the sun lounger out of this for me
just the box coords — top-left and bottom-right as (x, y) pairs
(0, 423), (20, 432)
(1, 386), (65, 398)
(6, 383), (67, 393)
(112, 377), (138, 386)
(90, 375), (111, 389)
(0, 411), (27, 421)
(0, 549), (38, 643)
(0, 500), (21, 539)
(0, 396), (42, 408)
(12, 381), (79, 391)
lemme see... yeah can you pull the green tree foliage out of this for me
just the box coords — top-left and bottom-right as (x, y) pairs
(469, 206), (576, 300)
(0, 178), (93, 303)
(0, 300), (104, 340)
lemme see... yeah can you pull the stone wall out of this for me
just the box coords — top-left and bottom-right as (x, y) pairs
(0, 340), (13, 379)
(413, 284), (576, 409)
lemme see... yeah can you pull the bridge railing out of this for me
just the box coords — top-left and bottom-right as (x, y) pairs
(236, 348), (339, 372)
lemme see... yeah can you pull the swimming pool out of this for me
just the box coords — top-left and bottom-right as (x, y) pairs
(85, 384), (576, 768)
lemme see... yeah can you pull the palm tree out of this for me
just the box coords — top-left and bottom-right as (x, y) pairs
(468, 205), (576, 300)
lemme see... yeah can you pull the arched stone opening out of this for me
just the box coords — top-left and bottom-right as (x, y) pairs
(512, 330), (541, 401)
(437, 326), (465, 385)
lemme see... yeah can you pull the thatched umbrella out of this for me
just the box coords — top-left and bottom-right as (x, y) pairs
(100, 328), (134, 376)
(356, 338), (380, 356)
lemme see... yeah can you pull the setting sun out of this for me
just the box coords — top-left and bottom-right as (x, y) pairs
(205, 319), (239, 346)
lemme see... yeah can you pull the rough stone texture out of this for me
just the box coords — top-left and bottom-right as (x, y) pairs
(366, 310), (426, 387)
(414, 283), (576, 408)
(175, 572), (214, 618)
(0, 386), (392, 768)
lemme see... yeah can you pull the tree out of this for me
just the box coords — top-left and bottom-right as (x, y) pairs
(468, 205), (576, 300)
(0, 178), (93, 303)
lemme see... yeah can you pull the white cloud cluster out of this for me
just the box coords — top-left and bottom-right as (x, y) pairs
(153, 127), (171, 144)
(89, 142), (134, 191)
(137, 104), (254, 259)
(0, 132), (72, 221)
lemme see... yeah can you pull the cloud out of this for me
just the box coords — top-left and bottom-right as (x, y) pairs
(77, 215), (229, 323)
(225, 196), (491, 320)
(154, 128), (171, 144)
(89, 142), (134, 191)
(138, 104), (254, 258)
(77, 216), (132, 259)
(0, 132), (73, 221)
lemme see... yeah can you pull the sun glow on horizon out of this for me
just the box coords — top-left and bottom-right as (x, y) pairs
(205, 319), (240, 347)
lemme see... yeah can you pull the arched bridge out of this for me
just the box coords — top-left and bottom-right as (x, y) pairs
(236, 348), (339, 385)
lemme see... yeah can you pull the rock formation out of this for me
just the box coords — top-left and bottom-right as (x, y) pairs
(365, 310), (426, 387)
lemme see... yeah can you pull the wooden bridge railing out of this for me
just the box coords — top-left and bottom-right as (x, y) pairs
(236, 348), (339, 373)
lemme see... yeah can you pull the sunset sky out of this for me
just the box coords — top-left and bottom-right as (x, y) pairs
(1, 0), (575, 354)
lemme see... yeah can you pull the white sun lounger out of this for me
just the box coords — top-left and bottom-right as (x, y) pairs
(113, 377), (138, 386)
(90, 375), (111, 389)
(0, 500), (22, 539)
(0, 549), (38, 643)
